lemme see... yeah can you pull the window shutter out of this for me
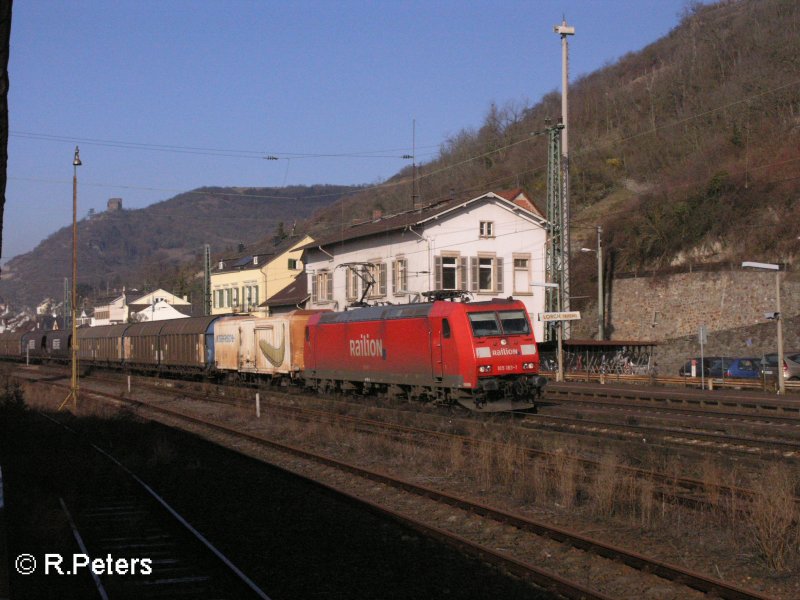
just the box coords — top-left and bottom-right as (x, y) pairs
(470, 257), (478, 292)
(326, 272), (333, 300)
(379, 263), (387, 296)
(434, 256), (442, 290)
(459, 257), (467, 290)
(496, 257), (504, 293)
(391, 261), (397, 293)
(311, 275), (318, 303)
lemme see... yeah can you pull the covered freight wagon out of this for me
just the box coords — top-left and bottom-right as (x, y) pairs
(159, 316), (218, 372)
(124, 321), (165, 368)
(213, 310), (320, 380)
(46, 330), (72, 361)
(21, 331), (47, 361)
(78, 324), (129, 366)
(0, 330), (25, 359)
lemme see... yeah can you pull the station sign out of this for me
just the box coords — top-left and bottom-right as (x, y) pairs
(539, 311), (581, 322)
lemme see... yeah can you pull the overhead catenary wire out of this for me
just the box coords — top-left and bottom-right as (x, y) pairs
(9, 76), (800, 209)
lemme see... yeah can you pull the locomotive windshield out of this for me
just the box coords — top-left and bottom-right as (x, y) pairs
(468, 310), (530, 337)
(498, 310), (530, 334)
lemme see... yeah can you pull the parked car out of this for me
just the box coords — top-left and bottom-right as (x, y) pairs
(678, 357), (721, 377)
(709, 357), (761, 379)
(761, 352), (800, 381)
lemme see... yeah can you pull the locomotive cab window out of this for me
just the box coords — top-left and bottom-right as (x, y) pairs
(498, 311), (530, 335)
(468, 312), (501, 337)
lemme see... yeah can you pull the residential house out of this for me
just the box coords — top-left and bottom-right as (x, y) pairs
(77, 308), (93, 327)
(132, 299), (191, 322)
(36, 315), (63, 331)
(127, 290), (192, 317)
(302, 190), (549, 340)
(36, 298), (55, 316)
(92, 288), (191, 325)
(210, 235), (312, 316)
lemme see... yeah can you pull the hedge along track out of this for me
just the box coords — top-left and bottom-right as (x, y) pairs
(16, 372), (778, 600)
(80, 369), (795, 516)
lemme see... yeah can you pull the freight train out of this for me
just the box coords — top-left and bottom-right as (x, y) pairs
(0, 297), (545, 412)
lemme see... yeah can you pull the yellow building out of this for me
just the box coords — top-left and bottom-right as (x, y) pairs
(210, 235), (312, 316)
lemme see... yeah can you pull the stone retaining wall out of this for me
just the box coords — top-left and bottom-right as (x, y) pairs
(571, 270), (800, 375)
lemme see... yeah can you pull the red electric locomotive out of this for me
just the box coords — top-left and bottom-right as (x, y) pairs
(303, 297), (546, 411)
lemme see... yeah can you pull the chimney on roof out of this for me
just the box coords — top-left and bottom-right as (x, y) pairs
(372, 209), (382, 220)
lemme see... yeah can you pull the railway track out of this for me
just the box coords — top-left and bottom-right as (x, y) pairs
(522, 410), (800, 457)
(16, 370), (779, 600)
(29, 367), (795, 512)
(14, 411), (271, 600)
(96, 370), (799, 507)
(545, 381), (800, 418)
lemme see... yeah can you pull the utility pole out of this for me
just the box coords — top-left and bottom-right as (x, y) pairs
(581, 226), (604, 339)
(203, 244), (211, 315)
(63, 277), (70, 331)
(596, 226), (604, 340)
(554, 18), (575, 338)
(59, 146), (81, 411)
(412, 119), (418, 208)
(545, 120), (564, 343)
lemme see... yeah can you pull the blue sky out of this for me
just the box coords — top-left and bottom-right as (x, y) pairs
(5, 0), (696, 261)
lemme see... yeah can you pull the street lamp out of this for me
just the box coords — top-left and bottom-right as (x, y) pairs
(580, 225), (603, 340)
(60, 146), (82, 410)
(742, 261), (784, 395)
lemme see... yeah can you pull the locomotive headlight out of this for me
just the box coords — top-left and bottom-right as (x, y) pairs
(478, 365), (492, 373)
(523, 362), (535, 369)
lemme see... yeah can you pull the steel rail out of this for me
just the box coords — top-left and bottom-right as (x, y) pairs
(77, 371), (770, 509)
(522, 411), (800, 455)
(545, 382), (800, 419)
(38, 411), (272, 600)
(25, 374), (609, 600)
(24, 374), (774, 600)
(26, 369), (787, 517)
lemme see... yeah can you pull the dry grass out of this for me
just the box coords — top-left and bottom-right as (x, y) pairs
(551, 451), (579, 510)
(637, 476), (656, 528)
(474, 441), (494, 491)
(15, 374), (800, 580)
(743, 464), (800, 572)
(448, 438), (466, 476)
(589, 451), (620, 517)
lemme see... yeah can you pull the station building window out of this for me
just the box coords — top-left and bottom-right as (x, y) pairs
(313, 270), (333, 303)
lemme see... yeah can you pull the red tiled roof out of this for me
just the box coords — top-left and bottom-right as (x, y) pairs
(496, 188), (544, 218)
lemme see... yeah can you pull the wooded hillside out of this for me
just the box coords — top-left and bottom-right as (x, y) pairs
(3, 0), (798, 312)
(0, 185), (356, 308)
(306, 0), (799, 297)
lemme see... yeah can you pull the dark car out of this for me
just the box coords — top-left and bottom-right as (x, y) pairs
(761, 352), (800, 381)
(709, 357), (761, 379)
(678, 357), (721, 377)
